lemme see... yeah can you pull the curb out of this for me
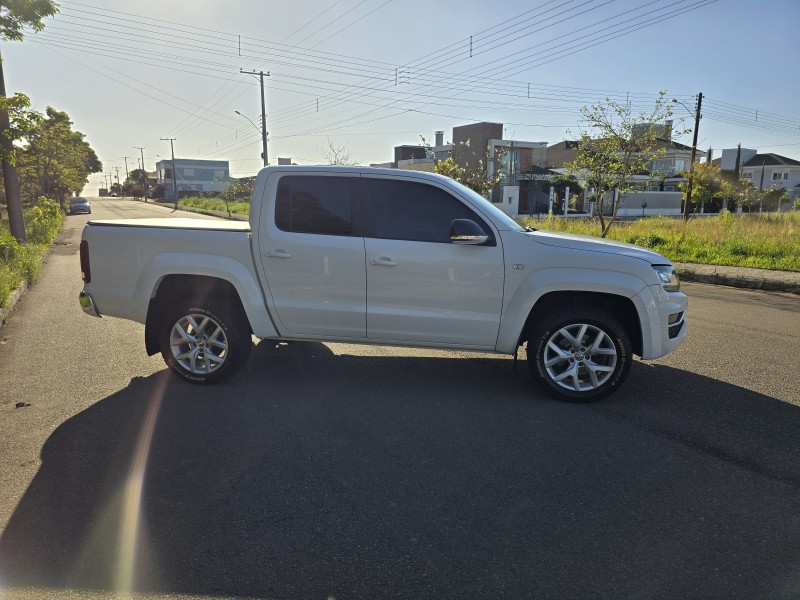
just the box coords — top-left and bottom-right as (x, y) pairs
(676, 269), (800, 294)
(0, 280), (28, 327)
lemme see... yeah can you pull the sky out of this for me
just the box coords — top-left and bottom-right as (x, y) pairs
(3, 0), (799, 193)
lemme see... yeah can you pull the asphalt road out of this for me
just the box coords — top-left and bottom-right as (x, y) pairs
(1, 197), (799, 600)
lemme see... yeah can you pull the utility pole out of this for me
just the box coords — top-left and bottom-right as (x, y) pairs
(161, 137), (179, 209)
(122, 156), (131, 180)
(240, 69), (269, 167)
(134, 146), (148, 201)
(682, 92), (703, 220)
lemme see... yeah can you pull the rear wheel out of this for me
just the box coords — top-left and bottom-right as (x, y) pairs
(158, 301), (252, 384)
(527, 306), (632, 402)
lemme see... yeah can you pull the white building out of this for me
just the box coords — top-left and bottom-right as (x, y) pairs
(156, 158), (230, 200)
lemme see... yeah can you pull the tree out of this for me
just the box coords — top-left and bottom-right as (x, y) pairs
(678, 161), (723, 213)
(122, 168), (149, 198)
(421, 136), (506, 198)
(0, 0), (59, 243)
(319, 138), (358, 165)
(17, 107), (102, 207)
(761, 187), (790, 212)
(722, 177), (759, 212)
(219, 178), (254, 219)
(565, 92), (676, 237)
(541, 173), (583, 214)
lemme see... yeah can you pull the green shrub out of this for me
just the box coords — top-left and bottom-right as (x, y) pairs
(631, 233), (668, 248)
(0, 263), (21, 308)
(26, 197), (63, 244)
(0, 232), (20, 261)
(0, 197), (63, 307)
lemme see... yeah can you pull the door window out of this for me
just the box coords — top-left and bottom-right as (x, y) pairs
(364, 178), (491, 244)
(276, 176), (355, 236)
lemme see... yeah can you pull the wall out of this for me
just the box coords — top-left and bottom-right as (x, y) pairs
(452, 122), (503, 173)
(614, 191), (683, 216)
(720, 148), (757, 172)
(546, 141), (579, 168)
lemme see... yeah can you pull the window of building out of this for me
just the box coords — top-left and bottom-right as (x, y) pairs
(364, 178), (490, 244)
(275, 176), (354, 236)
(742, 172), (753, 179)
(183, 169), (195, 176)
(674, 159), (687, 172)
(164, 168), (173, 179)
(652, 159), (672, 174)
(784, 172), (790, 180)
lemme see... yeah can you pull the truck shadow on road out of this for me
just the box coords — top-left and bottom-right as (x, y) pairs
(2, 341), (799, 599)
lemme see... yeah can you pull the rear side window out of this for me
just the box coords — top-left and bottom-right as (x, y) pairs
(275, 176), (354, 236)
(364, 178), (491, 244)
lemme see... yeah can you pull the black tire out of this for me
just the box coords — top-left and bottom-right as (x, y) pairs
(158, 301), (252, 384)
(527, 306), (632, 402)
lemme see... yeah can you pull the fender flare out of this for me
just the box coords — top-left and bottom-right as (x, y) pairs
(495, 267), (649, 354)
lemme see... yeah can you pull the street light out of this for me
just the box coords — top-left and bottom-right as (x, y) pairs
(235, 110), (266, 167)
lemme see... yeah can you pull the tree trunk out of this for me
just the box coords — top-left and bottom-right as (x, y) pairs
(0, 51), (26, 243)
(603, 188), (620, 238)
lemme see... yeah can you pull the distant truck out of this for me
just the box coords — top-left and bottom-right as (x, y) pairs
(78, 166), (687, 401)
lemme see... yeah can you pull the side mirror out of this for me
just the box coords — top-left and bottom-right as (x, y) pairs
(450, 219), (489, 245)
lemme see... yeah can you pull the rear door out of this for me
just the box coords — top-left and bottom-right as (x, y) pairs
(362, 176), (505, 348)
(255, 173), (366, 338)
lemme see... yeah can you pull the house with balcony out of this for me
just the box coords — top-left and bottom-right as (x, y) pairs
(545, 134), (705, 216)
(156, 158), (230, 200)
(719, 149), (800, 207)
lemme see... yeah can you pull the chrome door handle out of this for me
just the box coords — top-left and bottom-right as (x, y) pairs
(266, 250), (291, 258)
(369, 257), (397, 266)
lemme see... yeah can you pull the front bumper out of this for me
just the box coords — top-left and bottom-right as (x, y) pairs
(634, 285), (688, 360)
(79, 291), (101, 318)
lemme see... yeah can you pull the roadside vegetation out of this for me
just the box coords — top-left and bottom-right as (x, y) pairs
(179, 196), (250, 216)
(519, 212), (800, 272)
(0, 198), (63, 308)
(175, 179), (255, 218)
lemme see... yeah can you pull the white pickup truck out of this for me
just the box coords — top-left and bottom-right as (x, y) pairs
(79, 166), (687, 401)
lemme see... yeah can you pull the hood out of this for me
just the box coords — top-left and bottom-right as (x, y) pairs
(529, 230), (670, 265)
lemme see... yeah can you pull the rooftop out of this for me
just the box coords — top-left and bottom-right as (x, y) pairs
(742, 153), (800, 168)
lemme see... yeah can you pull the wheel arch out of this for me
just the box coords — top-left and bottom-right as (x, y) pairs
(520, 291), (643, 358)
(145, 274), (250, 356)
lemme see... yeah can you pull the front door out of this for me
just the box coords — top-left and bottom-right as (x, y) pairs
(362, 177), (504, 348)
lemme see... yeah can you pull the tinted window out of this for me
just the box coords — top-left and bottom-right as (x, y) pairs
(365, 178), (489, 243)
(276, 176), (354, 236)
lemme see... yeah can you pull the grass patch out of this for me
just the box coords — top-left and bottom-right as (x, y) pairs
(178, 196), (250, 216)
(518, 212), (800, 272)
(0, 198), (63, 309)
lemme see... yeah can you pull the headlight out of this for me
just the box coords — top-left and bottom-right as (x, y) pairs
(653, 265), (680, 292)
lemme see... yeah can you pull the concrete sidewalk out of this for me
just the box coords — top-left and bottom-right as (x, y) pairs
(674, 262), (800, 294)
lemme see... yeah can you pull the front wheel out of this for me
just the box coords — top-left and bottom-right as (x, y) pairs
(527, 307), (632, 402)
(158, 302), (252, 384)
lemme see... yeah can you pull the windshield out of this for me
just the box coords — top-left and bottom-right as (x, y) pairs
(449, 179), (525, 232)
